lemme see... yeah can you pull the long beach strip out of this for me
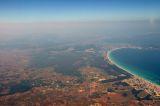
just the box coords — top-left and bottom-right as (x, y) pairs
(107, 47), (160, 97)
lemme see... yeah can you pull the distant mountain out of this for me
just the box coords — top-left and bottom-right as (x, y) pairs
(105, 32), (160, 48)
(128, 33), (160, 47)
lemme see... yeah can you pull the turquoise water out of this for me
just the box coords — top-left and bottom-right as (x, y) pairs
(109, 48), (160, 85)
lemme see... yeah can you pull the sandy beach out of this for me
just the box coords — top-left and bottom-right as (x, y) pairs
(107, 48), (160, 97)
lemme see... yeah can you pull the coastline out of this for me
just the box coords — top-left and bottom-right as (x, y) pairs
(107, 47), (160, 87)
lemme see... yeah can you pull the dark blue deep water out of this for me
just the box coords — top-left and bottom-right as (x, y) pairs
(109, 48), (160, 85)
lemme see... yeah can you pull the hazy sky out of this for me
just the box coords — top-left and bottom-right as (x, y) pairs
(0, 0), (160, 22)
(0, 0), (160, 41)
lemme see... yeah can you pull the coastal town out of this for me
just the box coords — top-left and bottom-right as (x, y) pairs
(104, 47), (160, 98)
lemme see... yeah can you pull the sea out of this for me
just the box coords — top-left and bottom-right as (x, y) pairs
(108, 48), (160, 86)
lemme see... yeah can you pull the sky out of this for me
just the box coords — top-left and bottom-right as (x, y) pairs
(0, 0), (160, 40)
(0, 0), (160, 22)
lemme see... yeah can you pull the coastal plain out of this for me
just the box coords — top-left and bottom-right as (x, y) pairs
(0, 39), (160, 106)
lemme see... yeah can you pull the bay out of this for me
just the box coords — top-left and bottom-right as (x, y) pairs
(108, 48), (160, 85)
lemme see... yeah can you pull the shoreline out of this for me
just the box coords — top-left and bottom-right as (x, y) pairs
(107, 47), (160, 87)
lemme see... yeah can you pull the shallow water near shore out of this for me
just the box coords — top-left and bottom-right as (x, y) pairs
(108, 48), (160, 86)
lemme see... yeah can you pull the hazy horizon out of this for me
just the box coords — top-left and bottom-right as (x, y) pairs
(1, 0), (160, 41)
